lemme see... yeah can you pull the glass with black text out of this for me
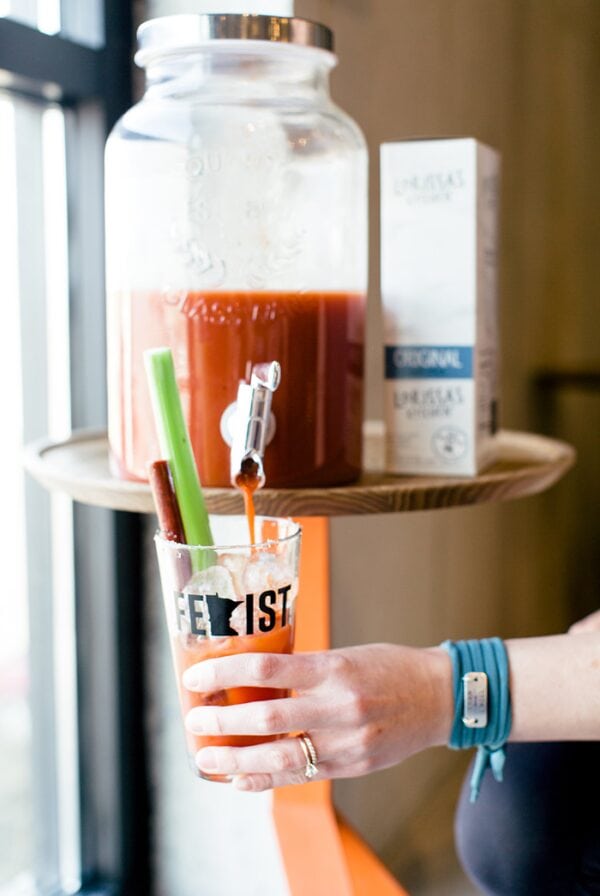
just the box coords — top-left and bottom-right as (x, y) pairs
(155, 515), (301, 781)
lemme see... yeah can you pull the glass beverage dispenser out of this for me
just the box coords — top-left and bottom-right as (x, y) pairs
(105, 10), (368, 487)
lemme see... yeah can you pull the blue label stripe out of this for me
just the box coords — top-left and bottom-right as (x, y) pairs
(385, 345), (473, 379)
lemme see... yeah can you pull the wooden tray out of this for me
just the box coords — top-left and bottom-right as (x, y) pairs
(23, 429), (575, 517)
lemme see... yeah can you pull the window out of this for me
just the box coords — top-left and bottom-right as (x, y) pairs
(0, 6), (146, 895)
(0, 0), (102, 44)
(0, 0), (59, 36)
(0, 90), (76, 896)
(0, 93), (32, 894)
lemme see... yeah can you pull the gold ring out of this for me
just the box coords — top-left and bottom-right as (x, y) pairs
(298, 733), (319, 779)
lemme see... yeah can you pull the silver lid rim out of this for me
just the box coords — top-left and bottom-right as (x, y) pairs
(135, 14), (334, 66)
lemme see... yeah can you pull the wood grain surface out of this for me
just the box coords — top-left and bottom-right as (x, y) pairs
(24, 428), (575, 518)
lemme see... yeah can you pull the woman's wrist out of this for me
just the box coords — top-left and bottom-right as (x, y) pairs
(419, 646), (454, 748)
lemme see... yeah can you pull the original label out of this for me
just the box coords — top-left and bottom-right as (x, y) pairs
(385, 345), (473, 379)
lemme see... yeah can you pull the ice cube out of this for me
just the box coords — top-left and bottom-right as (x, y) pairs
(225, 555), (299, 636)
(243, 554), (297, 595)
(184, 565), (237, 601)
(219, 552), (248, 596)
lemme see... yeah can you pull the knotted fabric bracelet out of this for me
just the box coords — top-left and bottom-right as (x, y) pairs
(441, 638), (512, 803)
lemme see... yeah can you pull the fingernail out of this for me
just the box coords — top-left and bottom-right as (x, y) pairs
(233, 776), (252, 791)
(182, 670), (199, 690)
(185, 710), (207, 733)
(196, 749), (218, 772)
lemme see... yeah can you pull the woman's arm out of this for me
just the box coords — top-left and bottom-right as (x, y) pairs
(182, 632), (600, 791)
(507, 633), (600, 741)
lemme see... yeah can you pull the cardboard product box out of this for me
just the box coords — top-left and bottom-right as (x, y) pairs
(381, 137), (500, 477)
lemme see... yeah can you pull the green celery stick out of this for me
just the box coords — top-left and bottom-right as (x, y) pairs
(144, 347), (214, 549)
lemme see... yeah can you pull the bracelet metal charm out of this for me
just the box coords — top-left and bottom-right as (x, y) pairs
(462, 671), (488, 728)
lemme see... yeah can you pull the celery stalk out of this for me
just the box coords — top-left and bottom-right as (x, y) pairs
(144, 347), (214, 549)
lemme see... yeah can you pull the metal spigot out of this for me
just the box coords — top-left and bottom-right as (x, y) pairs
(220, 361), (281, 489)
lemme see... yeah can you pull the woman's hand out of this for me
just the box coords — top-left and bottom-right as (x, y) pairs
(182, 643), (452, 791)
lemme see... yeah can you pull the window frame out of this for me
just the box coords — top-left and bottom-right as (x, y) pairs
(0, 5), (149, 895)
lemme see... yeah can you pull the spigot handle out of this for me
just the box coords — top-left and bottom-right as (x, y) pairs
(251, 361), (281, 392)
(229, 361), (281, 489)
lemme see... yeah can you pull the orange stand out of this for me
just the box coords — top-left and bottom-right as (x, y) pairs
(272, 517), (410, 895)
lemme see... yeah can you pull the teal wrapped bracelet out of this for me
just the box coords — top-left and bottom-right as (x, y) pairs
(441, 638), (512, 802)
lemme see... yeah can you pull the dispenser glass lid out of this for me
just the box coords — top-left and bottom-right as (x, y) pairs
(136, 13), (334, 65)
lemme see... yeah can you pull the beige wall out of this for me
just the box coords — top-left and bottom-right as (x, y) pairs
(294, 0), (600, 425)
(142, 0), (600, 885)
(294, 0), (600, 867)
